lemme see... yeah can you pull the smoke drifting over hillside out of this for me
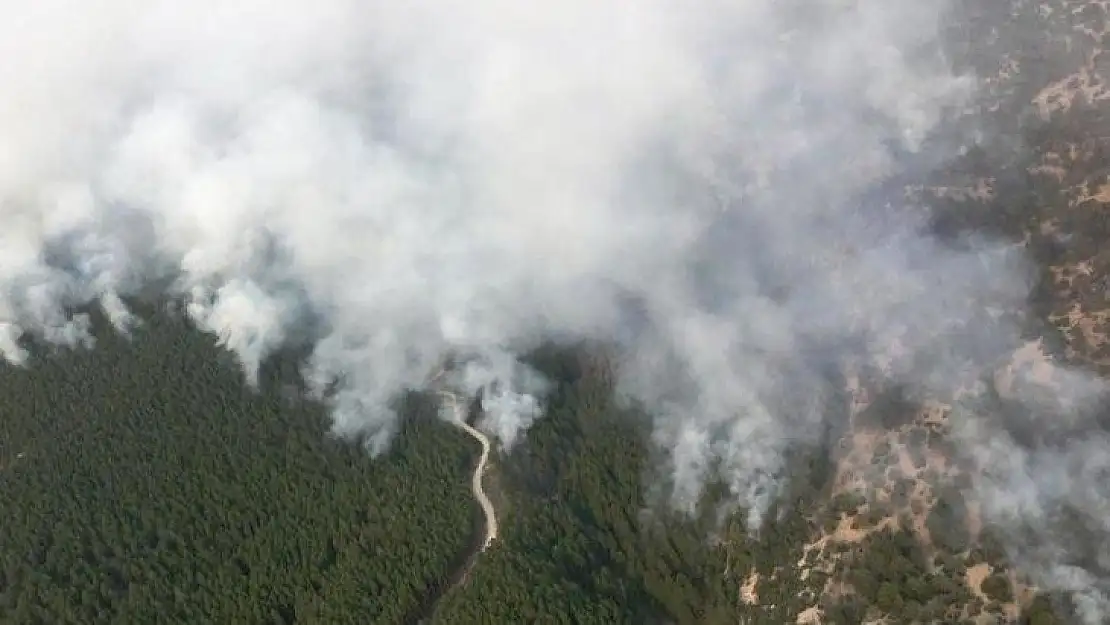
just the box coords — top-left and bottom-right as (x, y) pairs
(2, 0), (1109, 616)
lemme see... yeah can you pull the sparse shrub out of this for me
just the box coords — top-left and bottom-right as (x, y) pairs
(981, 573), (1013, 603)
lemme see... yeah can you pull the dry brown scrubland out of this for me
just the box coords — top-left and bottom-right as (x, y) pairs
(739, 1), (1110, 621)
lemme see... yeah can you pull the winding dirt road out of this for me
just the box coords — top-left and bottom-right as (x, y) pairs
(400, 388), (501, 625)
(438, 390), (499, 550)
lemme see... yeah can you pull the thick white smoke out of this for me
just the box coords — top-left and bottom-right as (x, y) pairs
(2, 0), (1108, 617)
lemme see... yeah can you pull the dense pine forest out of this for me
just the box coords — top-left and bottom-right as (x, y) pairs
(0, 306), (480, 624)
(0, 302), (1078, 624)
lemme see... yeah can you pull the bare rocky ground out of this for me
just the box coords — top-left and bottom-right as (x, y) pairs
(740, 1), (1110, 622)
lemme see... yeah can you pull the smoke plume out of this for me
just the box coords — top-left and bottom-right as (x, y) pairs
(3, 0), (1109, 616)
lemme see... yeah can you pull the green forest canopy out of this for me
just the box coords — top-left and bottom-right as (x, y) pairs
(0, 307), (1074, 624)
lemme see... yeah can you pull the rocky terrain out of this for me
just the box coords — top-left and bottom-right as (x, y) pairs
(730, 1), (1110, 623)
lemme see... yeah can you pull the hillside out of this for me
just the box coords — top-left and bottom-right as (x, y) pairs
(2, 0), (1110, 624)
(768, 0), (1110, 622)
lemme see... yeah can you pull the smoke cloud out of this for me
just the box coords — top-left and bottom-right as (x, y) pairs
(2, 0), (1109, 617)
